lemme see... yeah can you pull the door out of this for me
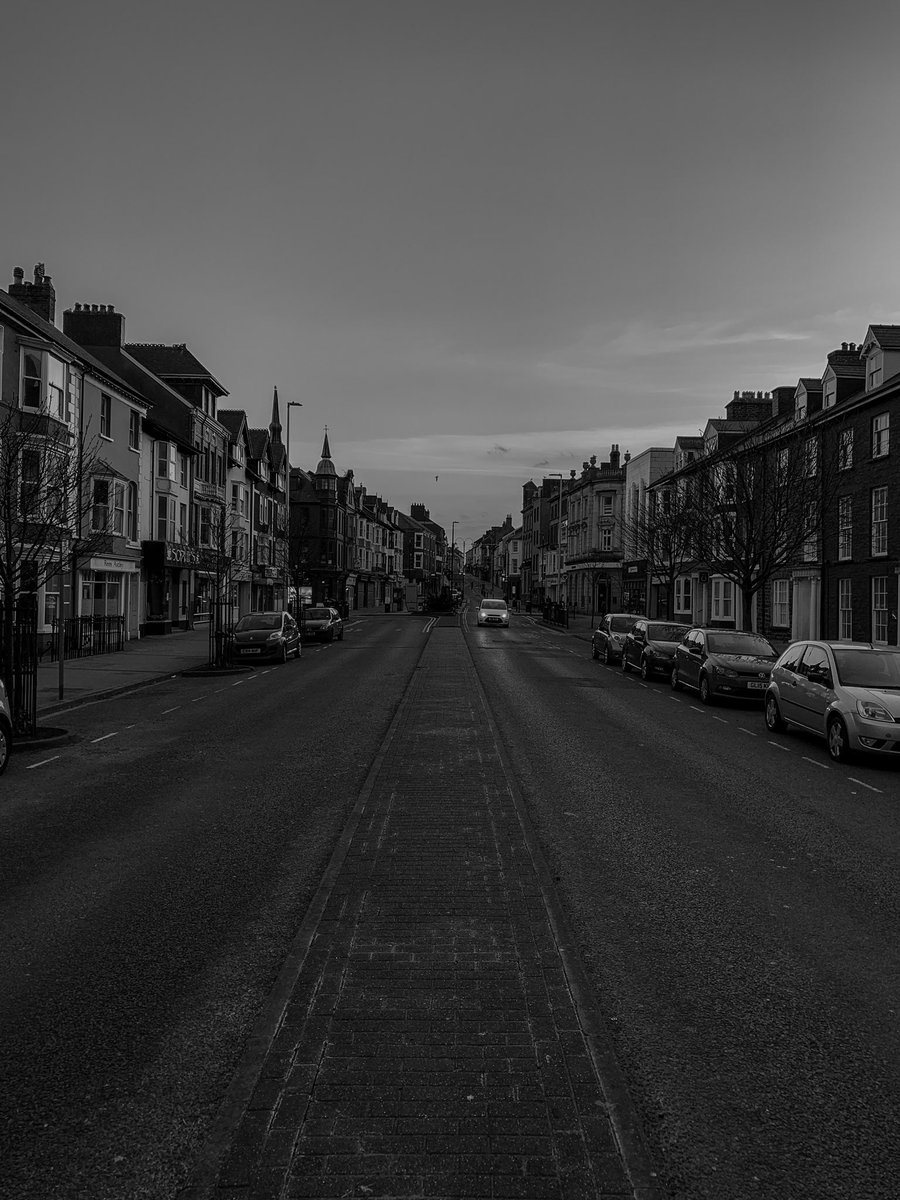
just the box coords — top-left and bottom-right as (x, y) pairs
(775, 642), (806, 723)
(793, 644), (834, 733)
(682, 631), (703, 689)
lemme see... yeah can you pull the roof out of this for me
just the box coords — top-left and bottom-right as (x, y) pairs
(79, 344), (196, 445)
(216, 409), (247, 440)
(247, 429), (269, 461)
(674, 435), (704, 448)
(0, 289), (148, 407)
(798, 378), (823, 392)
(125, 343), (229, 396)
(864, 325), (900, 352)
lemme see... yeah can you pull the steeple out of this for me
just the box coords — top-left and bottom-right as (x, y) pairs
(315, 425), (337, 488)
(269, 386), (282, 443)
(321, 427), (331, 461)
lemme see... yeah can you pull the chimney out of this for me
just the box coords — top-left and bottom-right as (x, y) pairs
(63, 300), (125, 348)
(609, 444), (620, 469)
(9, 263), (57, 324)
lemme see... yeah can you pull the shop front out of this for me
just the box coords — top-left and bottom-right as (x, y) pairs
(141, 540), (198, 634)
(622, 560), (648, 614)
(80, 555), (142, 640)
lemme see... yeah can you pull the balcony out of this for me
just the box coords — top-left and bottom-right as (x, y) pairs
(565, 550), (622, 567)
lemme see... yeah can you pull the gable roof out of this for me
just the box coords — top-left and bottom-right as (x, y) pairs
(864, 325), (900, 352)
(125, 342), (228, 395)
(797, 378), (823, 392)
(247, 428), (269, 461)
(216, 408), (248, 441)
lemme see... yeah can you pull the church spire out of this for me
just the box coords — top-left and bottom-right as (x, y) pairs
(321, 424), (331, 461)
(269, 386), (282, 443)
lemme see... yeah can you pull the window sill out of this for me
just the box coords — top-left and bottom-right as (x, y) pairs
(100, 433), (114, 442)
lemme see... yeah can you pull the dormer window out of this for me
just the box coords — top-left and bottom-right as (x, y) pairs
(867, 350), (883, 391)
(823, 373), (837, 408)
(795, 391), (807, 420)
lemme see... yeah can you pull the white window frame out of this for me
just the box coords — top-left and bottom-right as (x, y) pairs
(867, 351), (883, 391)
(837, 497), (852, 561)
(600, 526), (613, 552)
(772, 579), (789, 627)
(712, 577), (734, 620)
(871, 486), (888, 557)
(872, 577), (889, 645)
(838, 579), (852, 641)
(674, 577), (693, 613)
(872, 412), (890, 459)
(128, 410), (141, 451)
(823, 375), (837, 408)
(156, 440), (177, 481)
(100, 393), (112, 439)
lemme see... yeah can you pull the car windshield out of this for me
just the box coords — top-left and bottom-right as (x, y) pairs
(707, 633), (775, 657)
(608, 616), (634, 632)
(833, 648), (900, 689)
(235, 613), (282, 631)
(647, 623), (689, 642)
(481, 600), (507, 610)
(304, 608), (331, 620)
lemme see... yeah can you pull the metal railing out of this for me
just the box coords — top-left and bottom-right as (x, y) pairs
(48, 614), (125, 661)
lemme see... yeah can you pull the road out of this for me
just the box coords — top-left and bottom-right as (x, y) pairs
(2, 608), (898, 1200)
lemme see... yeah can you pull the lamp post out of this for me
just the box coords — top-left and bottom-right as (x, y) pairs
(450, 520), (457, 607)
(285, 401), (302, 612)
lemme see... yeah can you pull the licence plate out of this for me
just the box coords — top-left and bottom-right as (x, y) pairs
(243, 648), (261, 655)
(747, 681), (766, 690)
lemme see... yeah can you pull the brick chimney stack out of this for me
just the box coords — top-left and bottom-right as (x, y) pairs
(9, 263), (57, 324)
(62, 301), (125, 348)
(609, 444), (620, 469)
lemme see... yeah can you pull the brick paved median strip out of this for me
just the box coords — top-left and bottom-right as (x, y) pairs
(182, 628), (659, 1199)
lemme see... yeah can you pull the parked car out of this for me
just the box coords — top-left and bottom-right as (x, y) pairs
(300, 606), (344, 642)
(622, 619), (692, 679)
(0, 678), (12, 775)
(477, 598), (509, 627)
(764, 640), (900, 762)
(591, 612), (646, 664)
(671, 628), (778, 703)
(230, 611), (301, 663)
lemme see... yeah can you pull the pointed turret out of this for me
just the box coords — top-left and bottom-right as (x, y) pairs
(269, 386), (282, 443)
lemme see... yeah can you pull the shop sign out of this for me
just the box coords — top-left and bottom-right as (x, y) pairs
(165, 543), (201, 567)
(88, 556), (140, 573)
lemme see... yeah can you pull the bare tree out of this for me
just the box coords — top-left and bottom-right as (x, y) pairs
(0, 404), (106, 731)
(691, 418), (840, 630)
(193, 501), (240, 666)
(621, 479), (702, 619)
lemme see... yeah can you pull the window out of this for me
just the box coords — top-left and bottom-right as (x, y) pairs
(126, 482), (138, 541)
(712, 578), (734, 620)
(867, 351), (883, 391)
(872, 412), (890, 458)
(823, 375), (836, 408)
(838, 579), (852, 641)
(178, 503), (188, 543)
(180, 453), (189, 487)
(156, 495), (175, 541)
(872, 577), (889, 644)
(92, 479), (125, 533)
(837, 497), (852, 560)
(838, 428), (853, 470)
(43, 572), (61, 627)
(795, 392), (807, 420)
(156, 441), (177, 480)
(413, 552), (423, 570)
(805, 436), (818, 477)
(675, 577), (693, 613)
(802, 503), (817, 562)
(22, 351), (43, 408)
(19, 448), (41, 514)
(100, 393), (112, 438)
(129, 410), (141, 451)
(600, 526), (613, 551)
(600, 494), (614, 516)
(776, 447), (790, 486)
(198, 504), (212, 547)
(871, 487), (888, 556)
(772, 579), (789, 627)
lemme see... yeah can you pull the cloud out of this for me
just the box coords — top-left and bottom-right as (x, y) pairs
(487, 444), (509, 456)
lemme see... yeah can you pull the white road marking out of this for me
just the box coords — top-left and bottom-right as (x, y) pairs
(802, 757), (830, 769)
(690, 706), (704, 713)
(638, 682), (649, 688)
(711, 716), (728, 724)
(669, 696), (682, 702)
(125, 724), (136, 729)
(90, 732), (119, 744)
(738, 727), (758, 736)
(191, 696), (205, 703)
(232, 680), (245, 686)
(768, 741), (790, 751)
(26, 756), (60, 769)
(849, 777), (883, 793)
(161, 706), (180, 714)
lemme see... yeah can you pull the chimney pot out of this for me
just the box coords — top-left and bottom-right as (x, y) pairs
(841, 342), (848, 351)
(13, 266), (24, 283)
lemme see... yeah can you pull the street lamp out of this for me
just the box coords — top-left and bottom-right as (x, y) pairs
(285, 400), (302, 612)
(450, 520), (457, 607)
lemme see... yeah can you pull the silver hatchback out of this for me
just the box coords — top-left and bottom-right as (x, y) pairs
(764, 640), (900, 762)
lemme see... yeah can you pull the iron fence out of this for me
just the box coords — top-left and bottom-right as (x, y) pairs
(48, 614), (125, 661)
(2, 596), (39, 735)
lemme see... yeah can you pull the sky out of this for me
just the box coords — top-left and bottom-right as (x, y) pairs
(6, 0), (900, 546)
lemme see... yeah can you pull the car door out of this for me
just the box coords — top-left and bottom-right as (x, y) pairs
(679, 630), (701, 688)
(625, 620), (644, 668)
(792, 644), (835, 733)
(774, 642), (806, 723)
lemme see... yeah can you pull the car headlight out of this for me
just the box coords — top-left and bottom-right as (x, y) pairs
(267, 631), (282, 640)
(857, 699), (895, 722)
(713, 665), (739, 678)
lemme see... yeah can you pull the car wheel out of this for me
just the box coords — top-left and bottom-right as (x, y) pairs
(0, 717), (11, 775)
(699, 674), (714, 704)
(640, 657), (651, 681)
(827, 715), (852, 763)
(621, 652), (631, 673)
(765, 693), (787, 733)
(670, 666), (683, 691)
(295, 642), (302, 659)
(591, 643), (599, 660)
(280, 643), (288, 664)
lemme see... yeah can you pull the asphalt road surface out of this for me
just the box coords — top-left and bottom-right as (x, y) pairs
(2, 608), (898, 1200)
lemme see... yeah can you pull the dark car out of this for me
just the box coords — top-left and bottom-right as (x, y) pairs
(671, 627), (778, 703)
(300, 606), (344, 642)
(591, 612), (646, 664)
(0, 678), (12, 775)
(230, 611), (301, 663)
(621, 619), (692, 680)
